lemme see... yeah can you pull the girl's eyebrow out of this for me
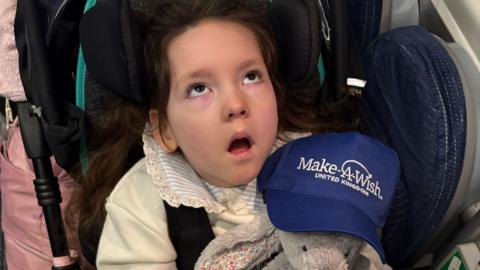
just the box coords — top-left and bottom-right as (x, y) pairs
(174, 58), (264, 88)
(236, 58), (263, 72)
(173, 69), (214, 90)
(178, 69), (213, 82)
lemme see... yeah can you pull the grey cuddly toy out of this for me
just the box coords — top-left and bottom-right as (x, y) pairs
(263, 230), (371, 270)
(194, 212), (371, 270)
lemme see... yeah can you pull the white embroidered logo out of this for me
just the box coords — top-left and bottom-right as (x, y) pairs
(296, 157), (383, 200)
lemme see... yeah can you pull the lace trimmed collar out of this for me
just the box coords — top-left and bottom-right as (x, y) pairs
(143, 130), (264, 214)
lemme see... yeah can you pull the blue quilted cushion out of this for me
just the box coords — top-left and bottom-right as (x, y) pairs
(359, 26), (466, 267)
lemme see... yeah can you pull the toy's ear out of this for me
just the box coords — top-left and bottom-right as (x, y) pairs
(337, 234), (367, 270)
(345, 245), (363, 268)
(351, 255), (371, 270)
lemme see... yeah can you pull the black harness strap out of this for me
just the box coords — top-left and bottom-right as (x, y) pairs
(164, 201), (215, 270)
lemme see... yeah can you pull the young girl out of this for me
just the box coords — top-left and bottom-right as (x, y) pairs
(67, 0), (366, 268)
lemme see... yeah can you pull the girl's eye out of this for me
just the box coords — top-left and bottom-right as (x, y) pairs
(186, 84), (210, 97)
(243, 71), (261, 85)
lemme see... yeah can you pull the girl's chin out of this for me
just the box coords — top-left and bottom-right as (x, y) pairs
(204, 173), (257, 188)
(232, 172), (258, 186)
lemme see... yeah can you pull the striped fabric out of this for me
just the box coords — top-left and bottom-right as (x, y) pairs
(143, 131), (265, 213)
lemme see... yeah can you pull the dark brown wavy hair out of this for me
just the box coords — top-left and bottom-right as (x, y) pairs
(66, 0), (358, 266)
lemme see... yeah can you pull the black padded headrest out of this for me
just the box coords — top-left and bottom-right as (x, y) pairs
(79, 0), (323, 102)
(267, 0), (323, 89)
(79, 0), (145, 102)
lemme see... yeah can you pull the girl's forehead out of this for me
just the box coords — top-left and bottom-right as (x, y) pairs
(169, 20), (261, 57)
(167, 19), (265, 81)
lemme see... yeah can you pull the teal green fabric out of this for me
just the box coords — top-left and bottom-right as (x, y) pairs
(76, 49), (86, 111)
(76, 0), (97, 174)
(75, 0), (96, 110)
(318, 54), (326, 86)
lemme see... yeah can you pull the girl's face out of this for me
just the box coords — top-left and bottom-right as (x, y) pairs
(153, 19), (278, 187)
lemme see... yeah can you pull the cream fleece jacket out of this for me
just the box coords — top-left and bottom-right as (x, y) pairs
(97, 159), (257, 270)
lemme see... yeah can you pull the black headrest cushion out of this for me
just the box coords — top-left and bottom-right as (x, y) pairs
(268, 0), (322, 89)
(80, 0), (322, 102)
(79, 0), (145, 102)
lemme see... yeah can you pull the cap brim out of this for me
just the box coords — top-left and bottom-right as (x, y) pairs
(265, 190), (387, 263)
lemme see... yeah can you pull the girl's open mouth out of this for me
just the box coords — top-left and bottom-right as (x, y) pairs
(228, 137), (252, 154)
(227, 130), (255, 158)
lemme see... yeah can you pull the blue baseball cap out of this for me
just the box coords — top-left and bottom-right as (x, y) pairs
(258, 132), (400, 263)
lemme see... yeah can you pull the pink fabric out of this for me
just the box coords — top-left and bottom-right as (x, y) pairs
(52, 255), (77, 267)
(0, 120), (76, 269)
(0, 0), (26, 101)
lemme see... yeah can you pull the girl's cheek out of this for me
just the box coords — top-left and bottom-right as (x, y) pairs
(247, 79), (265, 91)
(185, 91), (214, 110)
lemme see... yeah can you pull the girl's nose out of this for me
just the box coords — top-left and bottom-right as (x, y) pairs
(222, 90), (249, 120)
(227, 107), (247, 119)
